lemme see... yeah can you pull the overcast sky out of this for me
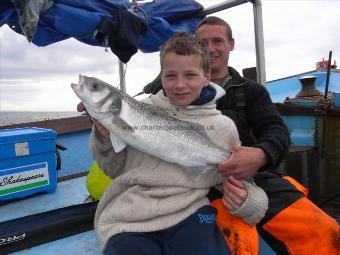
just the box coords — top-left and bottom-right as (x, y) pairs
(0, 0), (339, 111)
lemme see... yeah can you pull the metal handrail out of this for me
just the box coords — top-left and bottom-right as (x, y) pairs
(198, 0), (249, 16)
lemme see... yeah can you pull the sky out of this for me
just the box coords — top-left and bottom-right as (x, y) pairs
(0, 0), (339, 111)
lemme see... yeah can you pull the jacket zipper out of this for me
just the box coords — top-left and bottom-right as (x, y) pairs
(224, 81), (247, 93)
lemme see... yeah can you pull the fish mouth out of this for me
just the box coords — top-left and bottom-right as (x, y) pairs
(71, 82), (79, 91)
(71, 74), (85, 91)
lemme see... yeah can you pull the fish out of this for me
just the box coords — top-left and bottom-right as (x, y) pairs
(71, 74), (231, 175)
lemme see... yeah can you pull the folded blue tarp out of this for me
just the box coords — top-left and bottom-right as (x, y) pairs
(0, 0), (203, 62)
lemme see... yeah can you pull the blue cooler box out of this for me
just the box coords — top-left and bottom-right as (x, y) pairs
(0, 127), (57, 201)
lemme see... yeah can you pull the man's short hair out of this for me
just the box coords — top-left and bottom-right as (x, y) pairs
(196, 16), (233, 41)
(159, 31), (210, 75)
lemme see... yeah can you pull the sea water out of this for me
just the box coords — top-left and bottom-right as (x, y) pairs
(0, 112), (82, 126)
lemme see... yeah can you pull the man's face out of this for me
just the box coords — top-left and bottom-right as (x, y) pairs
(196, 24), (234, 78)
(161, 52), (210, 107)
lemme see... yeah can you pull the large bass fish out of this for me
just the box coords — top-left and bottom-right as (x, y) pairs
(71, 75), (230, 174)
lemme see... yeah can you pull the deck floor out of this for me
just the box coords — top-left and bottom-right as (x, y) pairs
(11, 230), (100, 255)
(0, 176), (88, 222)
(2, 176), (278, 255)
(10, 230), (277, 255)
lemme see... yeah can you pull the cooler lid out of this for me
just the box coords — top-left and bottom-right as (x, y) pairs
(0, 127), (57, 144)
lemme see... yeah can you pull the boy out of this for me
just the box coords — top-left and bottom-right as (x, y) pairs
(88, 32), (268, 254)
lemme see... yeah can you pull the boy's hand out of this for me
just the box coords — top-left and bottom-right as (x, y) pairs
(222, 176), (248, 211)
(77, 102), (110, 139)
(76, 101), (86, 113)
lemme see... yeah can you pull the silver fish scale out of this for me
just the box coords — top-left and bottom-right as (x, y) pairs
(123, 94), (211, 139)
(118, 92), (230, 166)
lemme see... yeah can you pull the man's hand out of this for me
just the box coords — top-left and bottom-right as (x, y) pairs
(77, 102), (110, 139)
(222, 176), (247, 211)
(217, 146), (267, 180)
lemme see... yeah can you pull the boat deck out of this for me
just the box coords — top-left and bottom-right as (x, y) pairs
(1, 176), (88, 222)
(1, 176), (277, 255)
(12, 231), (100, 255)
(0, 176), (100, 254)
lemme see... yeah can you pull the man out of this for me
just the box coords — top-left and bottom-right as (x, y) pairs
(196, 17), (289, 180)
(195, 16), (339, 255)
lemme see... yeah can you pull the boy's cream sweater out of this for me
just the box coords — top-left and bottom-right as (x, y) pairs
(90, 83), (268, 251)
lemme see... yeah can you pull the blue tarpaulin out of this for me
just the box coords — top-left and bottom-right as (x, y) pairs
(0, 0), (203, 62)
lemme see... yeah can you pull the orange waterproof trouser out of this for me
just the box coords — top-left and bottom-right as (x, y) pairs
(262, 196), (340, 255)
(212, 176), (340, 255)
(260, 176), (340, 255)
(211, 199), (259, 255)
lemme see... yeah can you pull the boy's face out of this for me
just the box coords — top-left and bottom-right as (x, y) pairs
(161, 52), (210, 107)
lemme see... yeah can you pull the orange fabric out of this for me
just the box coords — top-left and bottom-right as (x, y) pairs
(212, 176), (340, 255)
(283, 176), (309, 196)
(211, 199), (259, 255)
(262, 197), (340, 255)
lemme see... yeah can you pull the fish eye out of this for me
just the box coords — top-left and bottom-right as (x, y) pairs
(91, 83), (100, 90)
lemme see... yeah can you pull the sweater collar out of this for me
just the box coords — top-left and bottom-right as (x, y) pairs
(189, 82), (225, 106)
(190, 85), (216, 106)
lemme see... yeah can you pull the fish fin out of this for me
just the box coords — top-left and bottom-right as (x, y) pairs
(113, 117), (134, 133)
(183, 165), (213, 181)
(110, 132), (127, 153)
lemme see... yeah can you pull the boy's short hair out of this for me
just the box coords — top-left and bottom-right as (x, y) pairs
(160, 31), (209, 75)
(196, 16), (233, 41)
